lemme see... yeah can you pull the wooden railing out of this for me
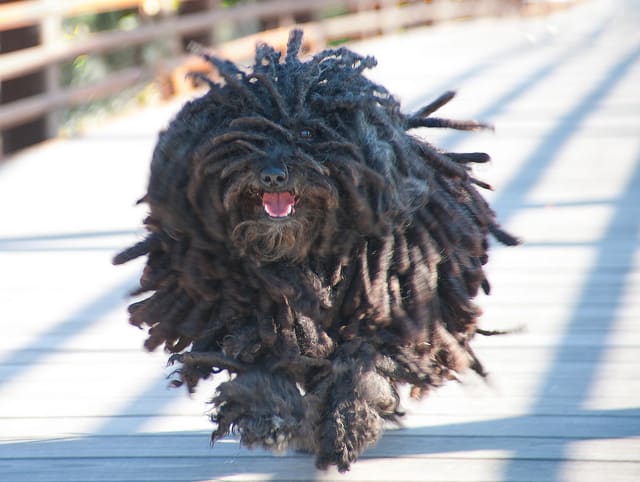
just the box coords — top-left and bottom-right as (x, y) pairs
(0, 0), (527, 157)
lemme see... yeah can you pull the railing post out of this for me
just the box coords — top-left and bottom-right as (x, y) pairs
(41, 0), (61, 140)
(178, 0), (218, 49)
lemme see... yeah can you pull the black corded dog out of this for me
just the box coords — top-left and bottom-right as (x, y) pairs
(114, 30), (518, 472)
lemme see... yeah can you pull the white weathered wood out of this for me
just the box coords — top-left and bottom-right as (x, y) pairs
(2, 457), (640, 482)
(2, 434), (639, 462)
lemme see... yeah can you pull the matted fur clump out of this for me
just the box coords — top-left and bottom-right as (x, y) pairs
(114, 30), (518, 472)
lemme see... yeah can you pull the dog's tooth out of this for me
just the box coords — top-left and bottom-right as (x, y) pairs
(265, 437), (274, 445)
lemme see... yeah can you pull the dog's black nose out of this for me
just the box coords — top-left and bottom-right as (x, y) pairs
(260, 166), (288, 188)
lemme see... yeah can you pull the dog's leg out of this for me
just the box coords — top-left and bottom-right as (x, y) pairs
(313, 347), (399, 472)
(210, 370), (314, 453)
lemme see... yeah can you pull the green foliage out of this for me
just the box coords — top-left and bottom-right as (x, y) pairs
(61, 9), (140, 86)
(59, 9), (168, 134)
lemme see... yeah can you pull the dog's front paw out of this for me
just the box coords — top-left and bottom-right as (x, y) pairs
(312, 354), (398, 472)
(315, 397), (383, 472)
(235, 414), (295, 453)
(210, 371), (312, 453)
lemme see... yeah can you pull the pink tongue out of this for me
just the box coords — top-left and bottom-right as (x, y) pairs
(262, 192), (295, 217)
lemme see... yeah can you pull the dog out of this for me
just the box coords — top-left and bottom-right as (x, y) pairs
(114, 30), (518, 472)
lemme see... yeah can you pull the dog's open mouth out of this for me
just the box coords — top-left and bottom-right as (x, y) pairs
(261, 191), (296, 218)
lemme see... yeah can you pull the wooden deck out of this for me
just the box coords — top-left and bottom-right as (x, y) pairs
(1, 0), (639, 480)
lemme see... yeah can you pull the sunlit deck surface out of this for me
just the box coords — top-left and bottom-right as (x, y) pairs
(1, 0), (639, 480)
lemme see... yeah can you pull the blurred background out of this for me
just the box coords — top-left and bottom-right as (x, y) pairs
(0, 0), (564, 159)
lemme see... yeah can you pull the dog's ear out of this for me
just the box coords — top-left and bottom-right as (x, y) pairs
(339, 110), (427, 233)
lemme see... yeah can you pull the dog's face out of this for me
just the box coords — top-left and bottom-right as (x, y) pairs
(216, 117), (340, 263)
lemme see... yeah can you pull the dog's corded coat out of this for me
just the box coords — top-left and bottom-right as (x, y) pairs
(114, 30), (518, 471)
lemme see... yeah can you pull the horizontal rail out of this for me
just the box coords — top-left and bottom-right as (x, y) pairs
(0, 66), (149, 131)
(0, 0), (148, 31)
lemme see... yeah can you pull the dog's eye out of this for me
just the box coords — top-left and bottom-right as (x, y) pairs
(299, 128), (314, 140)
